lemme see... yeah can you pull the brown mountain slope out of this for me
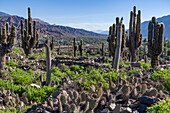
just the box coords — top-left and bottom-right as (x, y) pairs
(0, 15), (106, 39)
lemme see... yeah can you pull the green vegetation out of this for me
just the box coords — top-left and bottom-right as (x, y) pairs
(151, 69), (170, 91)
(6, 61), (18, 67)
(147, 97), (170, 113)
(12, 48), (22, 54)
(28, 54), (38, 60)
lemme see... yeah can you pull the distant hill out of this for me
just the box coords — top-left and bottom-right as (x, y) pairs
(0, 11), (11, 17)
(0, 13), (107, 39)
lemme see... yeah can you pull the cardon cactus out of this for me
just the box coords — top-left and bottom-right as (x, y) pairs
(50, 37), (54, 50)
(44, 40), (51, 86)
(79, 39), (83, 57)
(0, 23), (16, 75)
(101, 42), (104, 56)
(73, 37), (77, 57)
(148, 16), (164, 68)
(21, 7), (38, 56)
(126, 6), (142, 62)
(107, 17), (127, 67)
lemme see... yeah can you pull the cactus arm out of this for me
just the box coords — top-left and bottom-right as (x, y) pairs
(5, 25), (16, 53)
(30, 21), (37, 48)
(158, 23), (164, 55)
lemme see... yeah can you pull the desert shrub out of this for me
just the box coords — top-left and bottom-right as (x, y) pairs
(6, 61), (18, 67)
(70, 65), (84, 72)
(39, 51), (46, 59)
(151, 69), (170, 91)
(147, 97), (170, 113)
(10, 68), (34, 85)
(141, 62), (150, 69)
(129, 68), (142, 74)
(12, 48), (22, 54)
(28, 54), (38, 60)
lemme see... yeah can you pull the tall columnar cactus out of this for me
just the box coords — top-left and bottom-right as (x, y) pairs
(148, 17), (164, 68)
(0, 23), (16, 75)
(101, 42), (104, 56)
(107, 17), (127, 66)
(50, 37), (54, 51)
(73, 37), (77, 57)
(44, 40), (51, 86)
(164, 37), (167, 57)
(21, 7), (38, 56)
(113, 17), (123, 72)
(126, 6), (142, 62)
(79, 39), (83, 57)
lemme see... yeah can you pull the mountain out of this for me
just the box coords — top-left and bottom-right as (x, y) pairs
(94, 30), (109, 35)
(0, 14), (107, 39)
(0, 11), (11, 17)
(141, 15), (170, 40)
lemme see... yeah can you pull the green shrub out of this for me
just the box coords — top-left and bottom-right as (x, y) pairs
(6, 61), (18, 67)
(147, 97), (170, 113)
(141, 62), (150, 69)
(129, 68), (142, 74)
(28, 55), (38, 60)
(10, 68), (34, 85)
(151, 69), (170, 91)
(12, 48), (22, 54)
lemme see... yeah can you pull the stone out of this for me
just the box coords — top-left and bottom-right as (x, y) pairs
(109, 102), (116, 111)
(113, 104), (121, 113)
(30, 84), (40, 88)
(101, 108), (110, 113)
(129, 101), (140, 108)
(135, 71), (143, 77)
(138, 96), (159, 106)
(137, 104), (148, 113)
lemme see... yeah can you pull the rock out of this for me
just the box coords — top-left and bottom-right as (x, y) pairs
(138, 96), (159, 106)
(30, 84), (40, 88)
(19, 56), (24, 60)
(42, 109), (51, 113)
(113, 104), (121, 113)
(135, 71), (143, 77)
(137, 104), (148, 113)
(129, 101), (140, 108)
(108, 102), (116, 111)
(131, 62), (141, 68)
(6, 56), (10, 61)
(101, 108), (110, 113)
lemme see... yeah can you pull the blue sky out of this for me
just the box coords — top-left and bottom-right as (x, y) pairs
(0, 0), (170, 32)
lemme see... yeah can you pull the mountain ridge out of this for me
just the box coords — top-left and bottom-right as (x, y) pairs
(0, 12), (107, 39)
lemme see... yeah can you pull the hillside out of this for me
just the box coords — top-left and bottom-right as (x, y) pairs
(0, 14), (107, 39)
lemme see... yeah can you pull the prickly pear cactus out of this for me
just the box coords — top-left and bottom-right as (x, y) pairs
(148, 16), (164, 69)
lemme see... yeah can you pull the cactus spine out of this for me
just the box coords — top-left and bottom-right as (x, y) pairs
(79, 39), (83, 57)
(0, 23), (16, 75)
(44, 40), (51, 85)
(148, 17), (164, 69)
(50, 37), (54, 50)
(73, 37), (77, 57)
(126, 6), (142, 62)
(107, 17), (127, 67)
(21, 7), (38, 56)
(113, 17), (123, 72)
